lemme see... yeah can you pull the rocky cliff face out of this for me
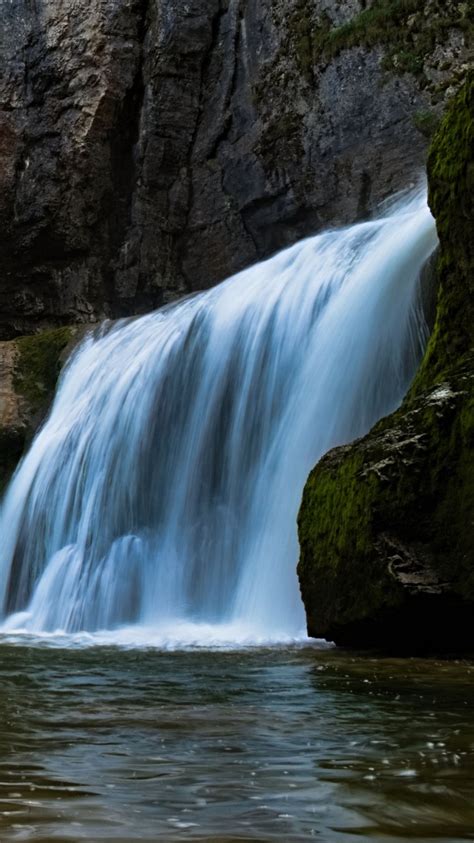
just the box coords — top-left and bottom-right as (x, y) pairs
(0, 0), (471, 338)
(297, 74), (474, 653)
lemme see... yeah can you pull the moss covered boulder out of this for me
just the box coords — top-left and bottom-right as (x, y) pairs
(297, 73), (474, 652)
(0, 326), (84, 492)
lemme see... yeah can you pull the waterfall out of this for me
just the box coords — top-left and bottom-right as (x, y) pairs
(0, 190), (438, 647)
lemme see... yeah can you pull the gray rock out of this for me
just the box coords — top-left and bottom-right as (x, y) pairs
(0, 0), (470, 337)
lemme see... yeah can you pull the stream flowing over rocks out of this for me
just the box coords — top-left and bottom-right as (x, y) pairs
(0, 1), (472, 653)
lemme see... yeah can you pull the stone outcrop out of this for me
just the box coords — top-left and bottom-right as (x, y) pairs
(297, 74), (474, 653)
(0, 0), (471, 338)
(0, 326), (87, 491)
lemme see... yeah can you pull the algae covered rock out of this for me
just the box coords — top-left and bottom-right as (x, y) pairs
(0, 0), (471, 338)
(0, 326), (81, 492)
(297, 73), (474, 652)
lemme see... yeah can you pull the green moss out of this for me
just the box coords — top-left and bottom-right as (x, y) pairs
(298, 360), (474, 640)
(413, 109), (441, 138)
(412, 70), (474, 392)
(298, 448), (404, 634)
(13, 327), (73, 413)
(297, 73), (474, 646)
(0, 326), (78, 495)
(311, 0), (472, 78)
(384, 49), (425, 76)
(314, 0), (421, 56)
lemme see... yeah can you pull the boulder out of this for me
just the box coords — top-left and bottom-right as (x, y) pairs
(297, 73), (474, 653)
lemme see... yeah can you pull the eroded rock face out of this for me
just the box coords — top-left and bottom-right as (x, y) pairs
(0, 0), (471, 338)
(297, 74), (474, 653)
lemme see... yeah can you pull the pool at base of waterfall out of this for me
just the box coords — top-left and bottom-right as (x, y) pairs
(0, 643), (473, 843)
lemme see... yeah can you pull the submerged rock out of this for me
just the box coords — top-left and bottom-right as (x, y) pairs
(298, 74), (474, 653)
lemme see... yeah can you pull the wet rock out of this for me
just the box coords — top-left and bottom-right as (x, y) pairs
(297, 74), (474, 654)
(0, 326), (90, 491)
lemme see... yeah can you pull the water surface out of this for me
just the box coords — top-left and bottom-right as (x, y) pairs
(0, 644), (473, 842)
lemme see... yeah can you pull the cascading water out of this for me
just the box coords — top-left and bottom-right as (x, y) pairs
(0, 190), (437, 647)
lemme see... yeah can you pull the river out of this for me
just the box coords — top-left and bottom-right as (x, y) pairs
(0, 642), (472, 842)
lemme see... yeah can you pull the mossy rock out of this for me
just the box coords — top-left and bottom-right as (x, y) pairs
(298, 358), (474, 650)
(0, 326), (79, 494)
(13, 327), (74, 413)
(297, 73), (474, 652)
(414, 71), (474, 389)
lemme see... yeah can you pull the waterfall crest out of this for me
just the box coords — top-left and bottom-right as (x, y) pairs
(0, 191), (438, 646)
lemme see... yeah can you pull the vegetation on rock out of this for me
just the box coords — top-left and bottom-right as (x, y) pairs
(0, 327), (76, 493)
(13, 328), (74, 413)
(413, 109), (441, 138)
(297, 72), (474, 652)
(415, 71), (474, 387)
(312, 0), (472, 81)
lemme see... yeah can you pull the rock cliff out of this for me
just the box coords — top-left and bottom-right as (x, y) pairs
(297, 74), (474, 653)
(0, 0), (471, 338)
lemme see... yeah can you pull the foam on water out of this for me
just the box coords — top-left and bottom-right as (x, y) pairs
(0, 621), (325, 651)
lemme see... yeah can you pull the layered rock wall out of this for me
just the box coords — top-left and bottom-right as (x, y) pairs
(0, 0), (471, 338)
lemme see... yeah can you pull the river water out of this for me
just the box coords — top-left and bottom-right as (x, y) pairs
(0, 642), (473, 842)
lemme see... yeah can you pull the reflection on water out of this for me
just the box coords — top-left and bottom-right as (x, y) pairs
(0, 645), (473, 842)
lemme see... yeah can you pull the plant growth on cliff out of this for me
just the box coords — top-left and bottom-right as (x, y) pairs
(286, 0), (472, 84)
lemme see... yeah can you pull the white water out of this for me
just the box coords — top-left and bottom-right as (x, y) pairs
(0, 191), (437, 648)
